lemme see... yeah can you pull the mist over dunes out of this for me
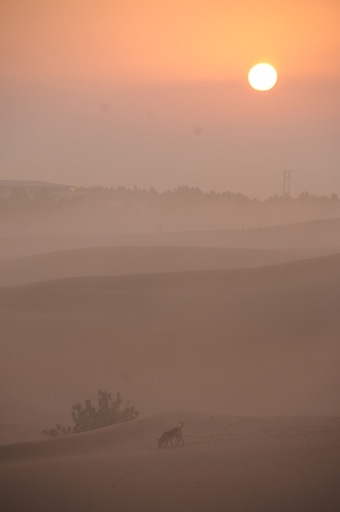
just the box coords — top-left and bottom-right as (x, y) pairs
(2, 183), (340, 238)
(1, 194), (340, 512)
(1, 251), (340, 446)
(1, 215), (340, 262)
(0, 245), (337, 287)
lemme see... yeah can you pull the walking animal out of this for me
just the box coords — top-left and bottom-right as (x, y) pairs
(158, 421), (184, 448)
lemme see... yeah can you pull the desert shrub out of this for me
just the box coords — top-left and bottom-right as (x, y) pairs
(43, 389), (138, 436)
(43, 424), (72, 437)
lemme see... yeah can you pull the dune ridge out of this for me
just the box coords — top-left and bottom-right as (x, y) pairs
(1, 216), (340, 262)
(1, 411), (339, 460)
(0, 245), (337, 288)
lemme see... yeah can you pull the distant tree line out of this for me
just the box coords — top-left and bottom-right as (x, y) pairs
(1, 185), (340, 232)
(1, 184), (340, 209)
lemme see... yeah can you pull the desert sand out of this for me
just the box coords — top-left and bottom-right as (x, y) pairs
(1, 252), (340, 443)
(1, 224), (340, 510)
(1, 412), (339, 512)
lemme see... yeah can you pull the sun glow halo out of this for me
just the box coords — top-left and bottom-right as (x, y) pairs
(248, 63), (278, 91)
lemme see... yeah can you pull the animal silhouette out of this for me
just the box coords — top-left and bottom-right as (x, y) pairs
(158, 422), (184, 448)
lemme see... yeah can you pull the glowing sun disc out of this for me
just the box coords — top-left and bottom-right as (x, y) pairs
(248, 63), (278, 91)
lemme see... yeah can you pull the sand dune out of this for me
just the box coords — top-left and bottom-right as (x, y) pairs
(1, 412), (339, 512)
(0, 245), (336, 287)
(1, 251), (340, 511)
(1, 216), (340, 262)
(1, 252), (340, 446)
(155, 216), (340, 249)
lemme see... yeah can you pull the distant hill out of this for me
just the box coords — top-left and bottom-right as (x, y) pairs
(0, 245), (336, 287)
(1, 216), (340, 261)
(127, 216), (340, 249)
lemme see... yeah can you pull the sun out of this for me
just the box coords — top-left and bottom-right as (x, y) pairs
(248, 63), (278, 91)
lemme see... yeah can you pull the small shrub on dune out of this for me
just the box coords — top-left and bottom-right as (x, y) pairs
(43, 389), (139, 437)
(42, 424), (72, 437)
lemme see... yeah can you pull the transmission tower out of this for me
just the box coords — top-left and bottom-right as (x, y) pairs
(283, 170), (294, 198)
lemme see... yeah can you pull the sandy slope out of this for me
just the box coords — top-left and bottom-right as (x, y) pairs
(1, 412), (339, 512)
(1, 216), (340, 261)
(0, 245), (336, 287)
(1, 253), (340, 445)
(149, 216), (340, 249)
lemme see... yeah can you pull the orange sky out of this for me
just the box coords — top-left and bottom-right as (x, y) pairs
(1, 0), (340, 84)
(1, 1), (339, 197)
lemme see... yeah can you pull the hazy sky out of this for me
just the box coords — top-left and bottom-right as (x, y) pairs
(1, 0), (339, 198)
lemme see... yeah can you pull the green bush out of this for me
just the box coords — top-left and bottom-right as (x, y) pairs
(43, 389), (138, 436)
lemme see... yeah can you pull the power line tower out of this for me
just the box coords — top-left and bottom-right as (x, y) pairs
(283, 170), (294, 198)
